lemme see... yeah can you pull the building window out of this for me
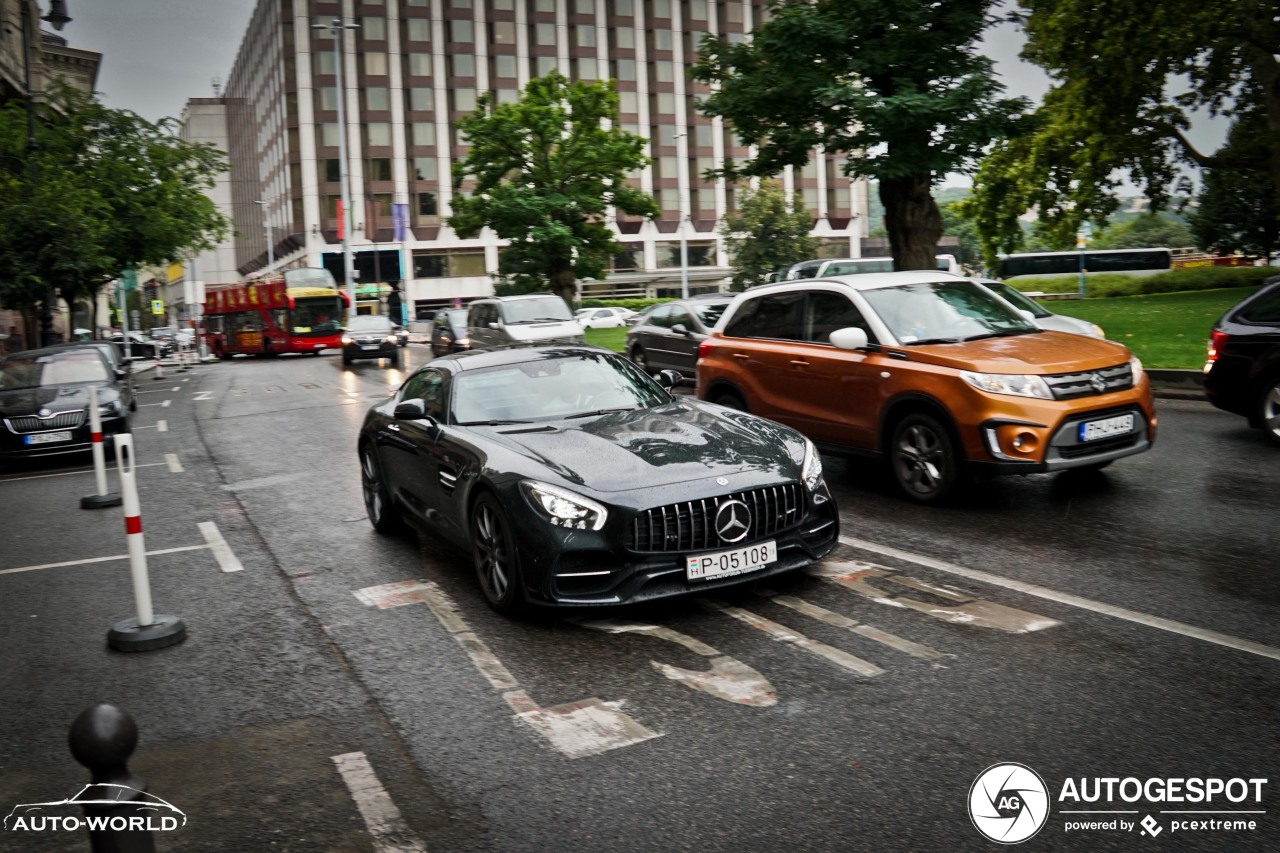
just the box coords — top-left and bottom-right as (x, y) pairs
(314, 50), (336, 75)
(655, 92), (675, 114)
(318, 86), (339, 111)
(325, 159), (341, 182)
(364, 87), (389, 111)
(493, 0), (514, 9)
(615, 59), (636, 81)
(414, 252), (445, 277)
(577, 58), (598, 80)
(654, 60), (674, 82)
(494, 54), (518, 78)
(365, 52), (388, 75)
(496, 88), (519, 103)
(690, 0), (708, 20)
(453, 89), (478, 112)
(493, 21), (516, 44)
(367, 122), (391, 146)
(575, 25), (596, 47)
(653, 0), (672, 18)
(450, 19), (474, 42)
(695, 124), (714, 147)
(412, 122), (434, 146)
(413, 248), (487, 276)
(407, 53), (432, 76)
(618, 90), (638, 113)
(318, 123), (341, 147)
(536, 56), (557, 76)
(656, 125), (677, 146)
(417, 193), (438, 216)
(575, 0), (594, 13)
(406, 18), (430, 41)
(409, 87), (434, 111)
(536, 23), (556, 46)
(361, 17), (386, 40)
(450, 0), (472, 7)
(413, 157), (437, 181)
(452, 54), (476, 77)
(614, 28), (634, 49)
(652, 29), (673, 51)
(726, 2), (743, 23)
(326, 195), (342, 218)
(367, 158), (393, 181)
(535, 0), (554, 11)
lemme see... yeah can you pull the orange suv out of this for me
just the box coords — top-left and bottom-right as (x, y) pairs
(696, 272), (1157, 502)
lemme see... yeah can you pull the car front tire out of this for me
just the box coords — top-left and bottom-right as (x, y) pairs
(360, 444), (404, 534)
(1259, 376), (1280, 447)
(710, 390), (748, 412)
(890, 413), (958, 503)
(471, 493), (524, 616)
(630, 346), (650, 374)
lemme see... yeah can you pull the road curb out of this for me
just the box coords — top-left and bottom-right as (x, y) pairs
(1148, 368), (1205, 401)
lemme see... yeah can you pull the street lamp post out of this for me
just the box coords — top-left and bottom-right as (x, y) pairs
(674, 131), (690, 299)
(314, 17), (359, 323)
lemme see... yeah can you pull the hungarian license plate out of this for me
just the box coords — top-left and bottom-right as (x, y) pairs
(361, 345), (378, 350)
(1079, 413), (1135, 442)
(25, 431), (72, 445)
(687, 540), (777, 582)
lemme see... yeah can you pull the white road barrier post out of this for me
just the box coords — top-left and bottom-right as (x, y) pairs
(107, 433), (187, 652)
(80, 386), (122, 509)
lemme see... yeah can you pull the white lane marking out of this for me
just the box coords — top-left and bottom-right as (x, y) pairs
(157, 420), (168, 432)
(699, 600), (885, 677)
(759, 591), (949, 662)
(1, 545), (210, 576)
(840, 535), (1280, 663)
(198, 522), (243, 572)
(191, 391), (212, 401)
(331, 751), (429, 853)
(0, 462), (165, 483)
(138, 401), (170, 407)
(162, 399), (171, 408)
(165, 453), (184, 473)
(220, 472), (307, 492)
(354, 580), (660, 758)
(134, 386), (180, 394)
(577, 619), (777, 706)
(812, 560), (1061, 634)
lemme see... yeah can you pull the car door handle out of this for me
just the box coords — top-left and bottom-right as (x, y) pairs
(732, 353), (750, 360)
(387, 423), (401, 432)
(790, 359), (810, 367)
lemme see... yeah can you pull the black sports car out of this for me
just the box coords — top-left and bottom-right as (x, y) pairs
(358, 346), (839, 614)
(0, 347), (133, 464)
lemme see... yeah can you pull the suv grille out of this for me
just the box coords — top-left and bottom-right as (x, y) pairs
(627, 483), (804, 553)
(6, 411), (86, 433)
(1044, 363), (1133, 400)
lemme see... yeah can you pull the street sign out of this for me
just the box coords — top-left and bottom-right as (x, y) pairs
(151, 299), (165, 315)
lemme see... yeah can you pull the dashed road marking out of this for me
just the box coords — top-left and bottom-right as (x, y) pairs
(331, 751), (429, 852)
(578, 619), (777, 706)
(700, 599), (885, 677)
(354, 580), (661, 758)
(758, 590), (949, 662)
(840, 535), (1280, 663)
(0, 462), (165, 483)
(197, 521), (243, 572)
(191, 391), (212, 401)
(1, 544), (210, 576)
(164, 453), (184, 473)
(157, 419), (168, 432)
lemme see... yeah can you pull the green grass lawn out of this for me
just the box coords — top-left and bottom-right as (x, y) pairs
(584, 286), (1261, 369)
(1046, 287), (1257, 369)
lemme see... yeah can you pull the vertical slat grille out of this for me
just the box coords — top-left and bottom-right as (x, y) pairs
(627, 483), (804, 553)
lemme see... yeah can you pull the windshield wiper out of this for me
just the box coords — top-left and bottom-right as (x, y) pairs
(564, 406), (639, 419)
(457, 418), (535, 426)
(907, 337), (963, 346)
(961, 328), (1040, 342)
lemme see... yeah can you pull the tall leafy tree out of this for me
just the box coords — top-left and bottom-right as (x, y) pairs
(448, 73), (660, 307)
(1189, 111), (1279, 261)
(720, 179), (818, 290)
(693, 0), (1028, 272)
(1091, 213), (1194, 251)
(967, 1), (1280, 266)
(0, 84), (229, 330)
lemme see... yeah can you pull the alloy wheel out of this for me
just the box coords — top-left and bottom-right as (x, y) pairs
(1262, 380), (1280, 446)
(891, 414), (956, 503)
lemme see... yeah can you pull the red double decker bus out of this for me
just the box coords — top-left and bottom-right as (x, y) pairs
(204, 268), (348, 358)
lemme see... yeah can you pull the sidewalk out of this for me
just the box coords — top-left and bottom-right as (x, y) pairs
(1147, 368), (1206, 401)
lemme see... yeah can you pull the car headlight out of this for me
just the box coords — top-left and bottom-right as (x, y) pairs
(385, 335), (398, 344)
(801, 438), (824, 492)
(960, 370), (1054, 400)
(1129, 355), (1144, 382)
(521, 480), (608, 531)
(341, 335), (353, 345)
(457, 338), (470, 348)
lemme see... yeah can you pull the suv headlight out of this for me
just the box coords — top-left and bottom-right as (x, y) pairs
(521, 480), (608, 530)
(341, 335), (353, 344)
(801, 438), (824, 491)
(1129, 356), (1144, 382)
(960, 370), (1053, 400)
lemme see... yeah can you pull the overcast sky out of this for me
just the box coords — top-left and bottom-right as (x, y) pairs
(66, 1), (1219, 189)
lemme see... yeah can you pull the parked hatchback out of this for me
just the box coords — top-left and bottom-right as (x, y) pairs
(978, 279), (1105, 338)
(431, 308), (470, 356)
(626, 294), (734, 379)
(466, 294), (584, 351)
(696, 272), (1156, 503)
(1203, 276), (1280, 445)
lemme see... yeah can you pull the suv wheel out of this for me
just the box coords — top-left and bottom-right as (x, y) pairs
(710, 390), (747, 412)
(1260, 377), (1280, 447)
(890, 413), (957, 503)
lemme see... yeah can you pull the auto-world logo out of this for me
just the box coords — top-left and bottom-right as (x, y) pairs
(4, 784), (186, 833)
(969, 763), (1051, 844)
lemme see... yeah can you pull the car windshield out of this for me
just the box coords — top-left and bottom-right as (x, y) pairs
(862, 280), (1038, 344)
(502, 298), (573, 324)
(347, 316), (393, 332)
(451, 353), (667, 424)
(982, 281), (1052, 319)
(0, 354), (108, 390)
(691, 300), (731, 328)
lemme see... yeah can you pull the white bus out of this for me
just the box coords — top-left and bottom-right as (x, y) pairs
(776, 254), (960, 281)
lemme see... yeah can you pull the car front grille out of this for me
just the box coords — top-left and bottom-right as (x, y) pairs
(627, 483), (805, 553)
(1044, 363), (1133, 400)
(5, 411), (86, 434)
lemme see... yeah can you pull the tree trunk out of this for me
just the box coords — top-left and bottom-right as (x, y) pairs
(879, 173), (944, 273)
(550, 265), (577, 311)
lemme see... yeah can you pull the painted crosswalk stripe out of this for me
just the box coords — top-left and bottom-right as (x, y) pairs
(331, 751), (428, 852)
(197, 521), (243, 572)
(759, 591), (948, 662)
(164, 453), (183, 473)
(353, 580), (661, 758)
(157, 419), (168, 432)
(700, 600), (885, 677)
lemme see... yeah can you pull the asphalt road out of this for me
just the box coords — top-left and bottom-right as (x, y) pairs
(2, 347), (1277, 852)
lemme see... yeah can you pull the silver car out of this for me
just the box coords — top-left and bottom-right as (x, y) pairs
(979, 279), (1105, 338)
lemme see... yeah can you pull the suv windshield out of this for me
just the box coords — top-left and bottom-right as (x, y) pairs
(862, 280), (1038, 344)
(347, 316), (393, 332)
(501, 297), (573, 324)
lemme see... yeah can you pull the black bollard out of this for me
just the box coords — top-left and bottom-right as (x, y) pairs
(67, 705), (165, 853)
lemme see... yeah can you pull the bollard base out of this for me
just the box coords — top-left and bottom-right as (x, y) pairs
(80, 492), (123, 509)
(108, 615), (187, 652)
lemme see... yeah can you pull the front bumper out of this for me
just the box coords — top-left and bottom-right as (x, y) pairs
(972, 403), (1154, 474)
(0, 415), (130, 461)
(343, 342), (398, 361)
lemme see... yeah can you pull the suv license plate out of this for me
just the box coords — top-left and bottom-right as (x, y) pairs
(687, 540), (777, 582)
(1079, 414), (1134, 442)
(25, 431), (72, 445)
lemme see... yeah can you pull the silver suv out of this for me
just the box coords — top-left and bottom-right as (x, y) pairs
(465, 295), (585, 351)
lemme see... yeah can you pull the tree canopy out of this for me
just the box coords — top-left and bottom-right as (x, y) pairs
(448, 72), (659, 306)
(1090, 213), (1194, 251)
(0, 84), (229, 320)
(966, 0), (1280, 266)
(693, 0), (1027, 271)
(720, 179), (818, 290)
(1189, 110), (1279, 261)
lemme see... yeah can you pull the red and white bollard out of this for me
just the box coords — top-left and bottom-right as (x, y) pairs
(80, 386), (122, 509)
(106, 433), (186, 652)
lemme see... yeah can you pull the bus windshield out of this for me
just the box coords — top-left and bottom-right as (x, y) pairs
(291, 297), (345, 334)
(284, 268), (339, 289)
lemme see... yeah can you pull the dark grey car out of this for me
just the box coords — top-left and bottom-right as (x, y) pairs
(625, 294), (734, 379)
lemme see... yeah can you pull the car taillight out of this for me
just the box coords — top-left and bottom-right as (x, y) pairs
(697, 340), (713, 361)
(1207, 329), (1229, 363)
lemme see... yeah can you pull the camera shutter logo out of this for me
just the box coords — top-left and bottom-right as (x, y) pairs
(969, 763), (1050, 844)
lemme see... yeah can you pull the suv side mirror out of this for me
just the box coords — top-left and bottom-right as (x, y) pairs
(656, 369), (683, 388)
(829, 327), (869, 350)
(394, 399), (426, 420)
(488, 322), (500, 330)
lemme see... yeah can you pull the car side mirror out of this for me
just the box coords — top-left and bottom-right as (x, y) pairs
(394, 399), (426, 420)
(671, 323), (690, 336)
(1017, 309), (1036, 322)
(656, 369), (683, 388)
(829, 327), (869, 350)
(114, 368), (129, 381)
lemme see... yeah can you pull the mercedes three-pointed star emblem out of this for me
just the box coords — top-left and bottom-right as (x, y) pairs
(714, 499), (752, 543)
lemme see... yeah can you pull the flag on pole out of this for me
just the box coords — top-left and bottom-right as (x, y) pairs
(337, 199), (345, 240)
(392, 203), (409, 242)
